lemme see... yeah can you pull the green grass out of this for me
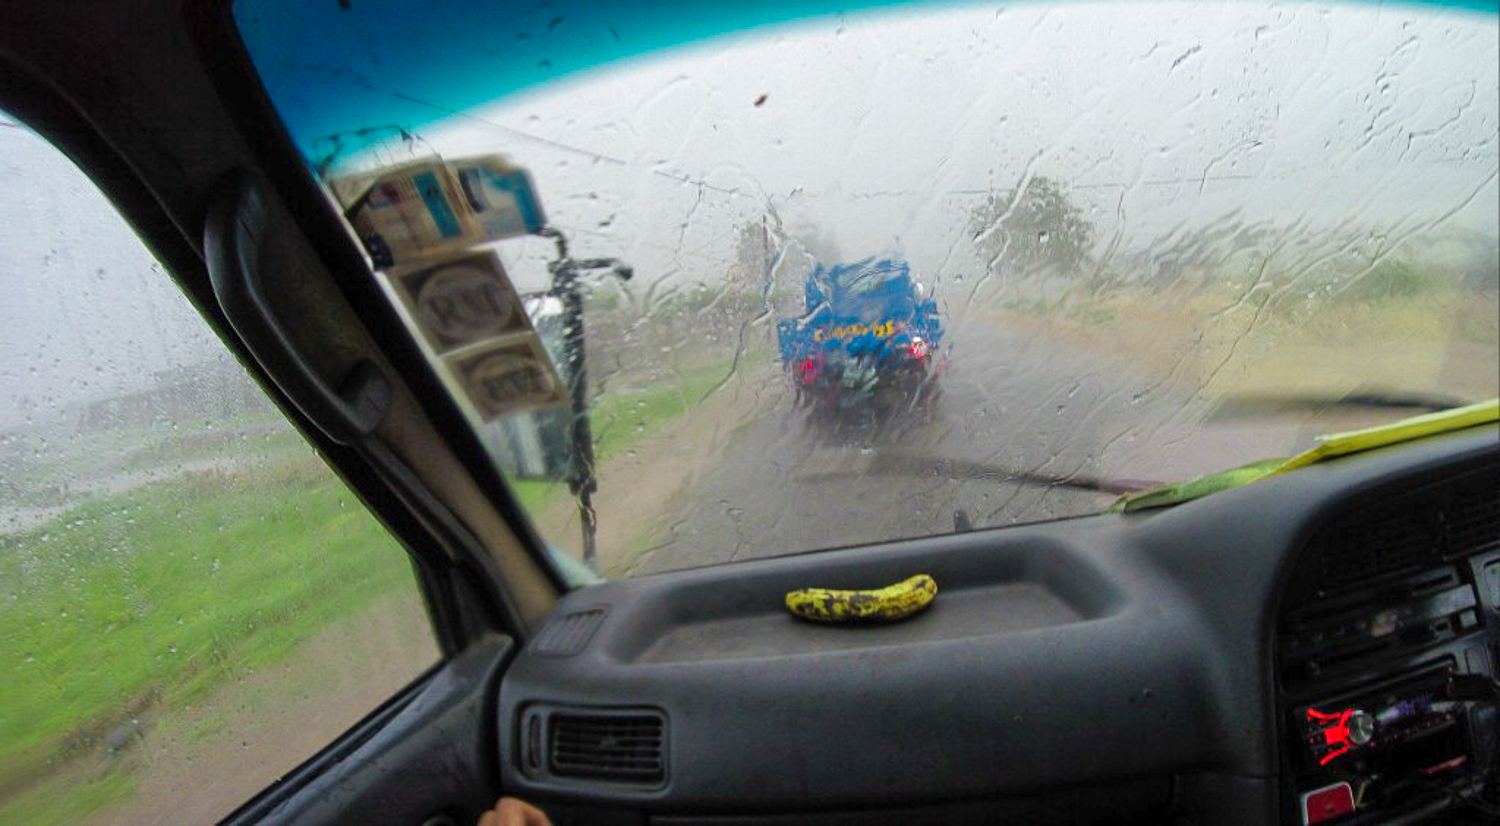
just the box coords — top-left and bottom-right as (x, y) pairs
(504, 351), (773, 527)
(589, 353), (770, 463)
(510, 479), (566, 515)
(0, 348), (771, 820)
(0, 453), (419, 816)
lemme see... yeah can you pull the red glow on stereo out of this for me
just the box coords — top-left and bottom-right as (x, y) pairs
(1306, 708), (1354, 765)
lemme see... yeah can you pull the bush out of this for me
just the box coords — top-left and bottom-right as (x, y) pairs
(1338, 258), (1430, 303)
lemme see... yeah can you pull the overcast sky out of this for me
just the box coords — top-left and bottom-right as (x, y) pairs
(407, 2), (1498, 292)
(0, 123), (224, 428)
(2, 1), (1496, 427)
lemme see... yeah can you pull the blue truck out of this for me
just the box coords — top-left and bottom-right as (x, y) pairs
(775, 258), (945, 425)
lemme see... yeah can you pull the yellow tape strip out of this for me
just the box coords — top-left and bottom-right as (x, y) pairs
(1269, 398), (1500, 476)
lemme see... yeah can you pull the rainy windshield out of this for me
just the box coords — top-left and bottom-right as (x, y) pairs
(236, 1), (1499, 579)
(839, 267), (903, 298)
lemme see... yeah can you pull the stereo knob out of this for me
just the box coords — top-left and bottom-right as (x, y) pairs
(1347, 710), (1375, 746)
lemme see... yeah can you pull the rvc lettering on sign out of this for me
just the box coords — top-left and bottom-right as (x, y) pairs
(448, 338), (566, 420)
(389, 249), (569, 421)
(391, 251), (531, 353)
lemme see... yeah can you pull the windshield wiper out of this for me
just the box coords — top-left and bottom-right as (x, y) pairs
(1111, 398), (1499, 514)
(794, 451), (1159, 495)
(787, 397), (1495, 524)
(1207, 387), (1473, 421)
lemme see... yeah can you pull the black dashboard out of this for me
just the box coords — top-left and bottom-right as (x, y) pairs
(498, 424), (1498, 825)
(1276, 459), (1499, 823)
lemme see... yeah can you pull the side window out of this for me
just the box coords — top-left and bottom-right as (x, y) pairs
(0, 117), (441, 822)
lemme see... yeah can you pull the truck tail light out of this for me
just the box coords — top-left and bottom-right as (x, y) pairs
(797, 356), (820, 383)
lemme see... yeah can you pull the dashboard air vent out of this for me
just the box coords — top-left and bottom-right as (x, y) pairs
(1313, 469), (1498, 594)
(549, 711), (666, 784)
(1444, 474), (1499, 556)
(532, 608), (606, 657)
(1318, 502), (1435, 589)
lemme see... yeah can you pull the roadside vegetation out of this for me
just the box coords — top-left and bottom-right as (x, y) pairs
(969, 176), (1498, 403)
(0, 447), (417, 822)
(992, 245), (1498, 403)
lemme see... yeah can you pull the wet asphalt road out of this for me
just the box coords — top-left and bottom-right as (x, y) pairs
(620, 318), (1331, 577)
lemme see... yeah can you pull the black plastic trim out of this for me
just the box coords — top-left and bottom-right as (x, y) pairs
(205, 172), (392, 444)
(498, 425), (1496, 818)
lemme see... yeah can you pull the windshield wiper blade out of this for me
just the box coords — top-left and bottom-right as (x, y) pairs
(1112, 398), (1500, 514)
(793, 451), (1159, 495)
(1208, 388), (1472, 421)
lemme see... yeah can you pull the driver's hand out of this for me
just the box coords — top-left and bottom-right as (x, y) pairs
(478, 797), (552, 826)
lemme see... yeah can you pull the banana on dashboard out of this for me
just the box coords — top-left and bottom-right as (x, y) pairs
(784, 574), (938, 623)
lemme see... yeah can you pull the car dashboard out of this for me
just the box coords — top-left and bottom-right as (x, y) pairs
(498, 425), (1499, 825)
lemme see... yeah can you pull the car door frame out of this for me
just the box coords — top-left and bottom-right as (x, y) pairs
(0, 0), (570, 818)
(2, 0), (569, 645)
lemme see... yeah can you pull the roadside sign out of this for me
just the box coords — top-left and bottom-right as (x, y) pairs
(388, 249), (532, 353)
(445, 336), (567, 420)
